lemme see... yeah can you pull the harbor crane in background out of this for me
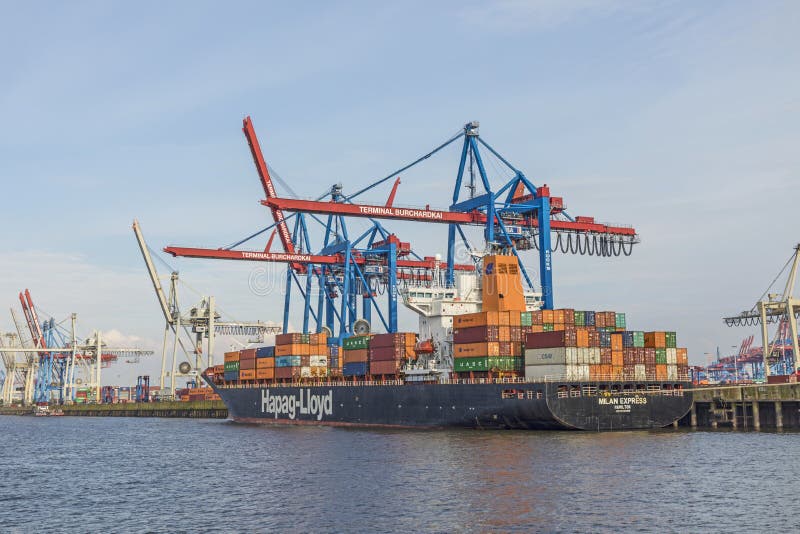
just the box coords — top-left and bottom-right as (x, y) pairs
(724, 244), (800, 378)
(164, 117), (639, 346)
(133, 220), (280, 396)
(0, 290), (153, 405)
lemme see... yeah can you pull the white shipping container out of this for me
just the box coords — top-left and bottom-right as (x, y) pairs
(666, 348), (677, 364)
(589, 348), (601, 365)
(300, 366), (312, 378)
(667, 364), (678, 380)
(525, 347), (567, 366)
(634, 364), (647, 380)
(310, 355), (328, 367)
(577, 348), (589, 365)
(566, 347), (578, 364)
(525, 364), (567, 380)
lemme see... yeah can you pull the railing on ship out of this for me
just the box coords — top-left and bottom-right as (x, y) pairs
(214, 372), (691, 397)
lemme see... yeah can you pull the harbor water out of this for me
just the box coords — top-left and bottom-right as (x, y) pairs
(0, 416), (796, 532)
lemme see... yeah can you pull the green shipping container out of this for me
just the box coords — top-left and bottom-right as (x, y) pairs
(615, 313), (626, 329)
(574, 311), (585, 326)
(343, 335), (370, 351)
(633, 331), (645, 348)
(520, 312), (533, 327)
(224, 361), (240, 372)
(665, 332), (677, 348)
(655, 348), (667, 364)
(454, 357), (489, 372)
(542, 323), (554, 332)
(488, 357), (522, 371)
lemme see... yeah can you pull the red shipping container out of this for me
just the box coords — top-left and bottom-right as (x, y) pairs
(453, 326), (500, 343)
(239, 359), (256, 370)
(370, 360), (401, 375)
(276, 333), (306, 345)
(600, 347), (612, 365)
(275, 367), (292, 379)
(370, 345), (404, 361)
(371, 332), (415, 348)
(525, 330), (577, 349)
(239, 348), (257, 360)
(644, 348), (656, 365)
(344, 349), (368, 363)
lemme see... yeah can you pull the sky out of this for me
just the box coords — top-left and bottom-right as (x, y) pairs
(1, 1), (798, 386)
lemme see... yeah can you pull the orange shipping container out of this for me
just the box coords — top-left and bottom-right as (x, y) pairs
(655, 364), (668, 380)
(645, 332), (667, 348)
(344, 349), (368, 363)
(256, 357), (275, 369)
(453, 311), (501, 329)
(576, 329), (590, 348)
(553, 309), (565, 324)
(224, 351), (240, 363)
(553, 323), (565, 332)
(498, 326), (511, 342)
(213, 365), (224, 374)
(611, 350), (624, 367)
(610, 334), (623, 351)
(275, 343), (310, 356)
(256, 368), (275, 380)
(530, 324), (544, 333)
(508, 312), (521, 327)
(600, 364), (613, 378)
(561, 309), (575, 325)
(239, 369), (256, 380)
(611, 365), (625, 379)
(453, 342), (500, 358)
(542, 309), (554, 324)
(677, 348), (688, 366)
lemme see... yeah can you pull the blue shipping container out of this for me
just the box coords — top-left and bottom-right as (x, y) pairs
(256, 346), (275, 358)
(342, 362), (368, 377)
(622, 331), (635, 348)
(224, 371), (239, 381)
(276, 355), (302, 367)
(584, 311), (596, 326)
(599, 331), (611, 348)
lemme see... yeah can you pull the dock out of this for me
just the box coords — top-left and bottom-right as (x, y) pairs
(682, 382), (800, 429)
(0, 400), (228, 418)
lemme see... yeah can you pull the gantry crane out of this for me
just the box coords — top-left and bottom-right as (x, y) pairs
(134, 219), (280, 397)
(164, 117), (640, 345)
(724, 244), (800, 378)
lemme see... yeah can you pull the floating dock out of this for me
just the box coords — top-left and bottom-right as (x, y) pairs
(681, 382), (800, 429)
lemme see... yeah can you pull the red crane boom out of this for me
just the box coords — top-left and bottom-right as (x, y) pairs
(242, 116), (306, 273)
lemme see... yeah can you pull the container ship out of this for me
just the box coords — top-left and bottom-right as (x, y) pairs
(204, 254), (692, 430)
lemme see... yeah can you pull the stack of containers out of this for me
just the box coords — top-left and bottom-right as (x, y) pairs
(304, 332), (329, 378)
(369, 332), (416, 376)
(342, 335), (370, 377)
(523, 310), (690, 382)
(274, 333), (309, 380)
(452, 311), (523, 374)
(238, 349), (256, 381)
(224, 351), (240, 381)
(255, 346), (275, 380)
(329, 345), (341, 376)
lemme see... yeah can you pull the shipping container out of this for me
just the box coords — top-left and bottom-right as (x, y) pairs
(240, 348), (257, 360)
(655, 364), (668, 380)
(615, 312), (626, 329)
(665, 331), (677, 349)
(676, 348), (688, 366)
(488, 357), (522, 371)
(666, 348), (677, 364)
(453, 356), (489, 372)
(610, 333), (623, 351)
(525, 347), (568, 365)
(560, 309), (575, 325)
(599, 331), (611, 348)
(256, 357), (275, 369)
(275, 333), (308, 345)
(256, 368), (275, 380)
(239, 359), (256, 370)
(600, 347), (612, 364)
(343, 348), (369, 363)
(369, 345), (410, 361)
(525, 329), (577, 349)
(370, 332), (416, 348)
(309, 332), (328, 345)
(655, 348), (667, 364)
(524, 363), (566, 379)
(224, 361), (240, 372)
(342, 362), (369, 377)
(584, 311), (596, 327)
(239, 369), (256, 380)
(310, 355), (328, 367)
(224, 351), (240, 363)
(256, 346), (275, 358)
(343, 335), (371, 351)
(453, 311), (501, 329)
(275, 355), (302, 367)
(645, 331), (667, 348)
(453, 325), (500, 343)
(520, 311), (533, 327)
(274, 366), (293, 379)
(453, 342), (500, 358)
(275, 343), (309, 356)
(370, 359), (402, 375)
(531, 310), (543, 325)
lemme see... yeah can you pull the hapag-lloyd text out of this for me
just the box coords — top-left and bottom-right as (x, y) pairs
(261, 389), (333, 420)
